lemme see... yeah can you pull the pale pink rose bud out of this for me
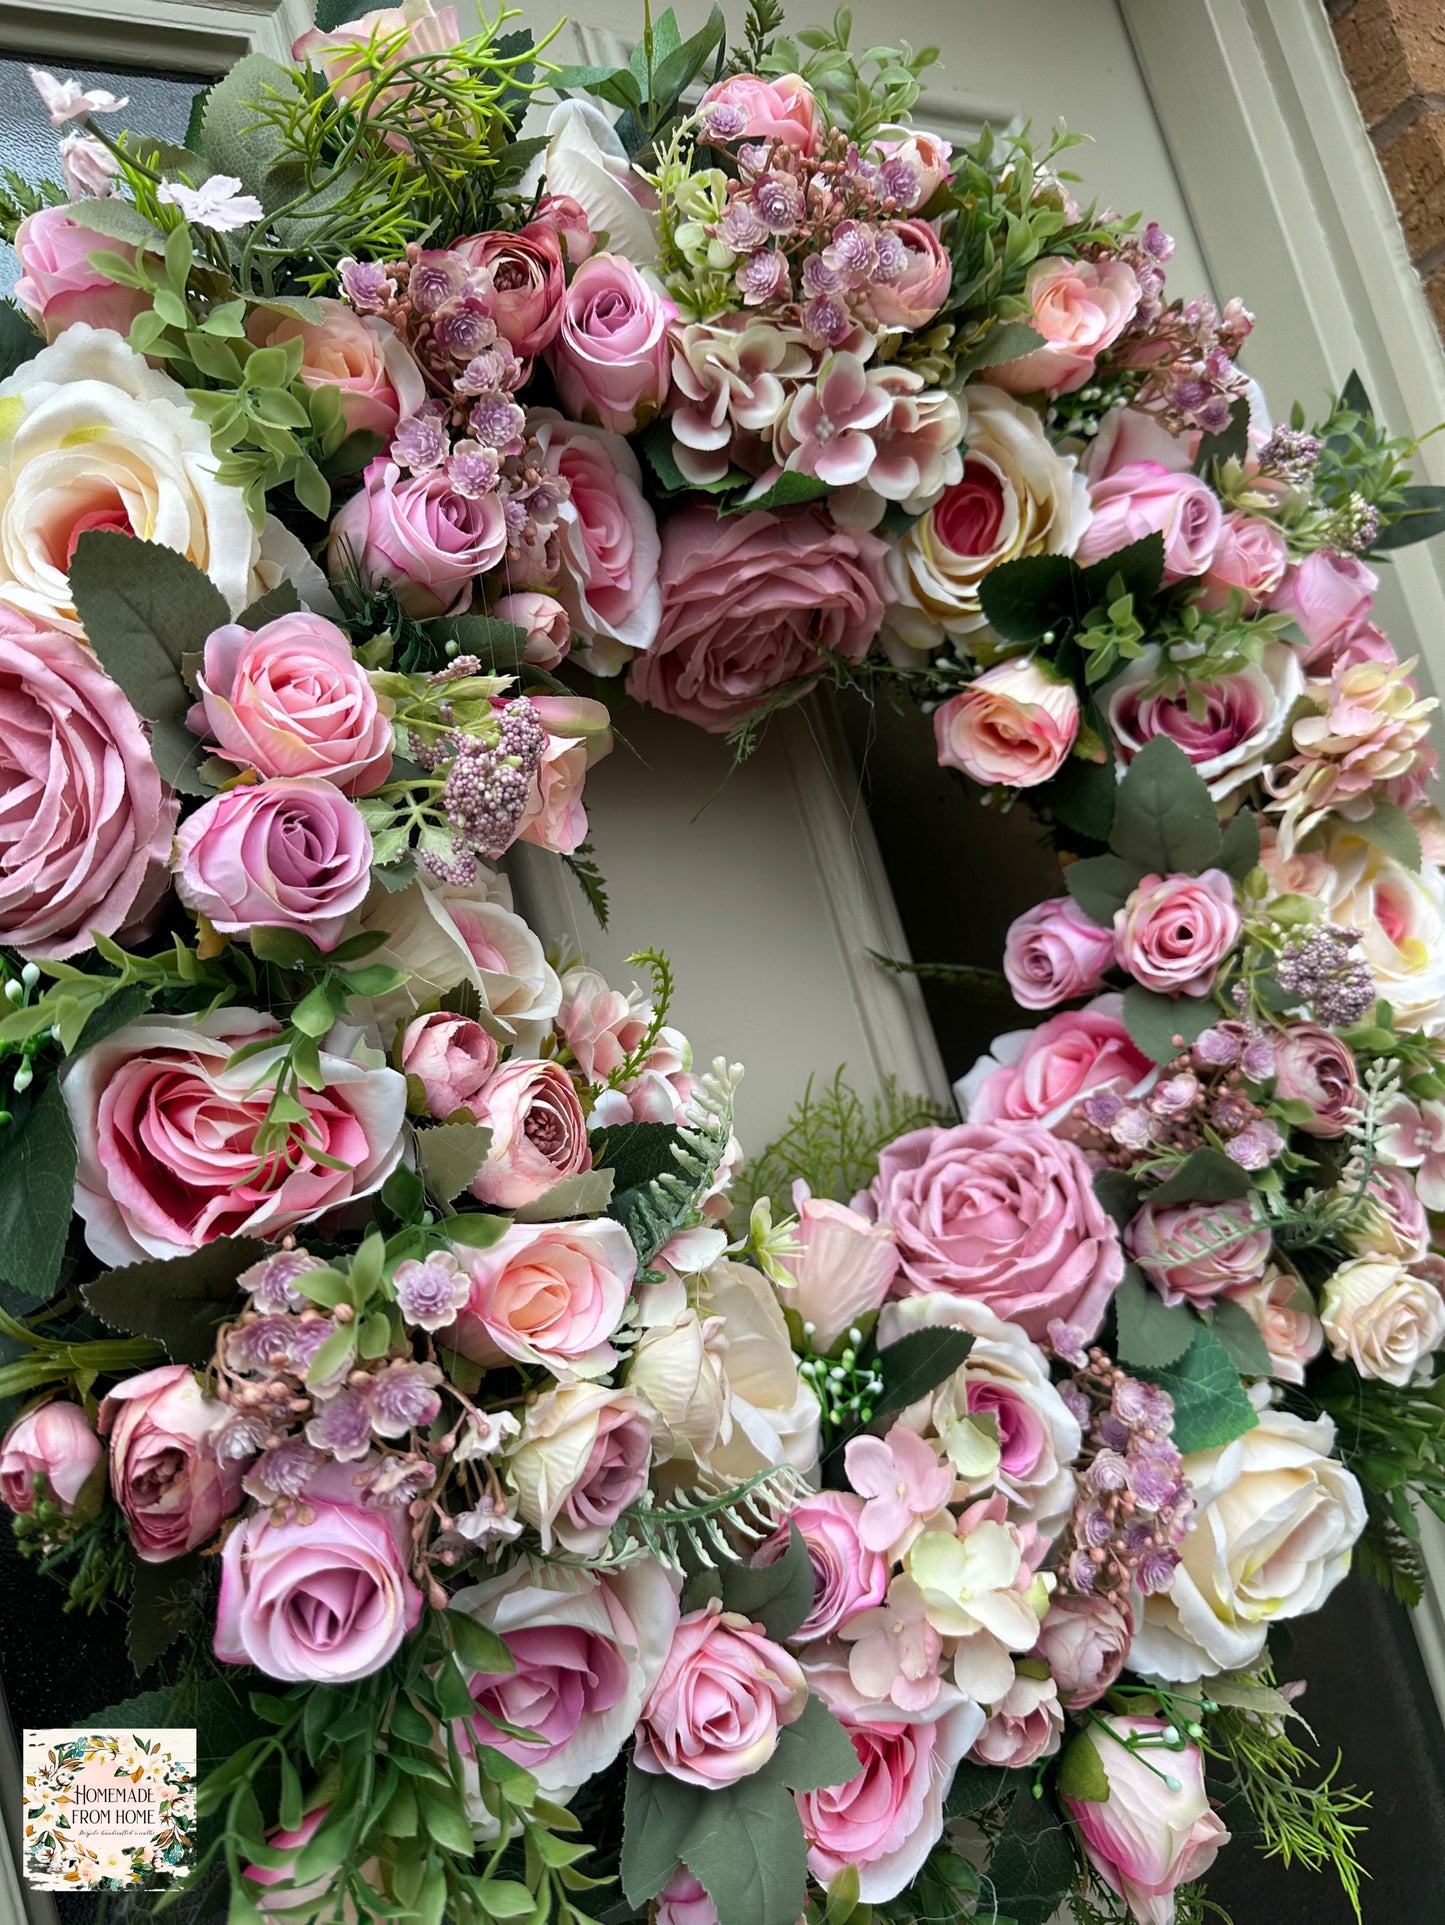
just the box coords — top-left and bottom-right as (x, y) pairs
(933, 658), (1080, 789)
(1195, 509), (1289, 610)
(863, 217), (952, 330)
(755, 1490), (888, 1641)
(0, 1401), (102, 1515)
(547, 254), (677, 435)
(1076, 461), (1224, 582)
(173, 779), (373, 953)
(655, 1869), (718, 1925)
(990, 256), (1141, 397)
(99, 1364), (243, 1562)
(1320, 1254), (1445, 1386)
(634, 1601), (809, 1787)
(516, 695), (613, 857)
(1223, 1268), (1324, 1385)
(1063, 1717), (1229, 1921)
(1031, 1592), (1132, 1709)
(775, 1189), (899, 1353)
(532, 192), (595, 264)
(1268, 548), (1376, 660)
(874, 128), (953, 208)
(246, 299), (425, 440)
(1113, 869), (1241, 997)
(12, 204), (148, 341)
(451, 1218), (634, 1376)
(1127, 1197), (1271, 1307)
(454, 223), (567, 361)
(492, 591), (572, 668)
(970, 1671), (1064, 1768)
(1272, 1022), (1358, 1137)
(328, 457), (508, 620)
(1003, 896), (1115, 1010)
(58, 133), (119, 200)
(696, 71), (822, 154)
(467, 1056), (591, 1208)
(399, 1011), (498, 1119)
(243, 1807), (375, 1916)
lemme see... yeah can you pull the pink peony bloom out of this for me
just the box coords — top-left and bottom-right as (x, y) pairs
(629, 506), (889, 731)
(865, 1121), (1124, 1340)
(60, 1008), (406, 1265)
(1273, 1022), (1359, 1137)
(1030, 1592), (1133, 1709)
(1194, 509), (1289, 610)
(1113, 869), (1242, 997)
(246, 300), (424, 440)
(696, 72), (822, 154)
(328, 457), (507, 620)
(989, 256), (1141, 396)
(492, 590), (572, 668)
(1076, 462), (1223, 582)
(0, 612), (175, 959)
(775, 1185), (900, 1353)
(634, 1600), (809, 1788)
(450, 1216), (634, 1376)
(863, 219), (952, 331)
(99, 1364), (242, 1563)
(455, 222), (567, 362)
(547, 254), (676, 434)
(1268, 548), (1376, 663)
(533, 412), (662, 667)
(970, 1671), (1063, 1767)
(0, 1401), (101, 1515)
(189, 612), (394, 795)
(933, 657), (1080, 789)
(399, 1010), (498, 1119)
(959, 999), (1154, 1135)
(1003, 896), (1116, 1011)
(466, 1055), (591, 1208)
(12, 204), (148, 341)
(757, 1491), (888, 1642)
(845, 1424), (955, 1557)
(174, 778), (373, 953)
(1127, 1197), (1271, 1307)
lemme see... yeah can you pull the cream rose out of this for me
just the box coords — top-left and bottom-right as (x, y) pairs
(1320, 1255), (1445, 1386)
(505, 1382), (655, 1553)
(625, 1292), (732, 1464)
(1289, 825), (1445, 1033)
(694, 1258), (821, 1481)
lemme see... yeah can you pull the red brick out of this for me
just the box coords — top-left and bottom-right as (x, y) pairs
(1426, 260), (1445, 341)
(1379, 111), (1445, 259)
(1335, 0), (1416, 126)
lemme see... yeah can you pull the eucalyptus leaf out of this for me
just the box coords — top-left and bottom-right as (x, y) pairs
(84, 1237), (269, 1364)
(201, 55), (302, 207)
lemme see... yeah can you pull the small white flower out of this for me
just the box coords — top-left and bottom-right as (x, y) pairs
(453, 1407), (521, 1460)
(28, 67), (129, 126)
(157, 174), (263, 233)
(58, 132), (119, 199)
(453, 1495), (524, 1545)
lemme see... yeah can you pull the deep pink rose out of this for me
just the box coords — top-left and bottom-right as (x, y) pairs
(776, 1191), (900, 1353)
(989, 257), (1141, 397)
(547, 254), (676, 434)
(0, 612), (174, 959)
(215, 1461), (422, 1682)
(865, 1121), (1124, 1340)
(933, 658), (1079, 788)
(1127, 1197), (1271, 1306)
(864, 219), (952, 331)
(1195, 509), (1288, 610)
(454, 222), (567, 362)
(174, 778), (373, 952)
(400, 1010), (498, 1119)
(246, 300), (424, 438)
(0, 1401), (101, 1515)
(1076, 461), (1223, 582)
(492, 590), (572, 668)
(1268, 548), (1376, 661)
(1274, 1023), (1359, 1137)
(1003, 896), (1116, 1011)
(634, 1601), (809, 1788)
(61, 1009), (406, 1264)
(451, 1217), (633, 1374)
(1104, 648), (1301, 803)
(328, 457), (507, 619)
(466, 1056), (591, 1208)
(99, 1364), (242, 1563)
(13, 205), (148, 341)
(189, 613), (393, 795)
(1030, 1592), (1132, 1709)
(630, 506), (889, 731)
(1113, 869), (1241, 997)
(970, 1672), (1063, 1768)
(757, 1492), (889, 1641)
(534, 412), (662, 665)
(960, 1001), (1154, 1134)
(697, 72), (822, 154)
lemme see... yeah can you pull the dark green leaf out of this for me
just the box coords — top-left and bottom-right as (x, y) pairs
(129, 1550), (204, 1673)
(237, 580), (303, 629)
(1078, 531), (1166, 607)
(1046, 752), (1117, 842)
(650, 6), (728, 109)
(416, 1122), (493, 1206)
(74, 983), (153, 1054)
(985, 1788), (1078, 1925)
(0, 1077), (77, 1305)
(427, 614), (534, 677)
(977, 552), (1079, 644)
(955, 318), (1046, 378)
(313, 0), (380, 27)
(717, 1525), (815, 1641)
(1219, 806), (1260, 881)
(447, 1608), (514, 1676)
(943, 1757), (1015, 1819)
(720, 470), (832, 515)
(1135, 1320), (1258, 1453)
(593, 1121), (684, 1196)
(1150, 1146), (1253, 1205)
(552, 63), (645, 114)
(622, 1763), (707, 1907)
(753, 1693), (862, 1794)
(82, 1686), (178, 1730)
(1065, 852), (1140, 928)
(684, 1777), (809, 1925)
(1092, 1168), (1140, 1235)
(0, 301), (43, 382)
(1373, 483), (1445, 551)
(873, 1327), (974, 1420)
(1191, 397), (1251, 474)
(1340, 370), (1372, 420)
(84, 1237), (269, 1364)
(1351, 799), (1422, 872)
(1110, 736), (1222, 876)
(1112, 1266), (1196, 1370)
(1209, 1295), (1273, 1377)
(1122, 985), (1219, 1065)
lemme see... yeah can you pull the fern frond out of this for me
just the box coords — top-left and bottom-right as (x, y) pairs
(605, 949), (674, 1090)
(538, 1464), (806, 1574)
(562, 839), (609, 930)
(614, 1057), (742, 1268)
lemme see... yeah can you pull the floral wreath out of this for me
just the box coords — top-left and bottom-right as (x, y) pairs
(23, 1731), (195, 1889)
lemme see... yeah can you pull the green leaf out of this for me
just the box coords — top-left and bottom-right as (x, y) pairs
(977, 552), (1079, 644)
(237, 580), (303, 630)
(0, 1078), (77, 1305)
(0, 301), (42, 382)
(427, 613), (534, 677)
(1047, 752), (1117, 843)
(649, 5), (728, 108)
(447, 1608), (514, 1676)
(1149, 1146), (1254, 1205)
(873, 1326), (974, 1421)
(416, 1121), (493, 1206)
(129, 1550), (203, 1673)
(1065, 852), (1140, 928)
(73, 982), (153, 1054)
(1209, 1295), (1273, 1377)
(67, 197), (166, 248)
(1374, 482), (1445, 551)
(720, 470), (832, 515)
(639, 420), (738, 496)
(943, 1758), (1014, 1819)
(1340, 370), (1372, 419)
(1079, 531), (1166, 608)
(985, 1788), (1078, 1925)
(1109, 736), (1222, 876)
(1122, 984), (1219, 1065)
(441, 1211), (511, 1249)
(513, 1167), (615, 1222)
(82, 1686), (178, 1731)
(591, 1120), (684, 1193)
(685, 1777), (809, 1925)
(1134, 1320), (1259, 1453)
(1112, 1266), (1196, 1369)
(622, 1763), (707, 1908)
(1191, 396), (1251, 474)
(1350, 799), (1422, 873)
(201, 55), (302, 207)
(1219, 806), (1261, 881)
(1057, 1733), (1110, 1804)
(1092, 1167), (1140, 1234)
(84, 1237), (269, 1364)
(717, 1525), (815, 1641)
(753, 1693), (863, 1794)
(312, 0), (378, 27)
(552, 62), (645, 114)
(955, 318), (1046, 378)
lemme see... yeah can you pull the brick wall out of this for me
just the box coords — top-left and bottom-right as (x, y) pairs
(1330, 0), (1445, 337)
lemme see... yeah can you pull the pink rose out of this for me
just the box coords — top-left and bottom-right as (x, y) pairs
(12, 205), (148, 341)
(1030, 1592), (1132, 1709)
(1223, 1268), (1324, 1384)
(292, 0), (461, 107)
(215, 1461), (422, 1682)
(757, 1492), (889, 1641)
(174, 778), (373, 952)
(451, 1217), (634, 1374)
(1113, 869), (1242, 997)
(0, 613), (175, 959)
(453, 222), (567, 362)
(534, 193), (595, 264)
(492, 591), (572, 668)
(0, 1401), (101, 1515)
(864, 219), (952, 331)
(655, 1870), (718, 1925)
(1075, 462), (1223, 582)
(61, 1008), (406, 1264)
(328, 457), (507, 620)
(960, 1000), (1154, 1135)
(517, 693), (613, 857)
(547, 254), (677, 434)
(1195, 509), (1288, 610)
(1269, 548), (1376, 662)
(99, 1364), (242, 1563)
(775, 1189), (899, 1354)
(1127, 1197), (1271, 1306)
(989, 257), (1141, 397)
(1273, 1022), (1359, 1137)
(630, 506), (889, 731)
(634, 1600), (809, 1788)
(533, 412), (662, 665)
(1063, 1717), (1229, 1925)
(697, 72), (822, 154)
(189, 613), (393, 795)
(1104, 645), (1302, 803)
(865, 1121), (1124, 1340)
(400, 1010), (498, 1119)
(466, 1056), (591, 1208)
(933, 658), (1080, 788)
(874, 129), (954, 209)
(246, 299), (424, 439)
(970, 1672), (1063, 1768)
(1003, 896), (1116, 1011)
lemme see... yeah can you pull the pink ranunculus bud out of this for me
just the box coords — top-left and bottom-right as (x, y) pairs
(12, 204), (148, 341)
(1127, 1197), (1271, 1307)
(1272, 1021), (1359, 1137)
(863, 218), (952, 330)
(1113, 869), (1242, 997)
(634, 1600), (809, 1787)
(0, 1401), (102, 1515)
(775, 1190), (899, 1353)
(989, 256), (1142, 397)
(1194, 508), (1289, 610)
(327, 457), (508, 620)
(492, 591), (573, 668)
(1003, 895), (1116, 1010)
(933, 657), (1080, 789)
(451, 1217), (633, 1376)
(532, 192), (595, 264)
(99, 1364), (243, 1562)
(455, 222), (568, 363)
(246, 299), (425, 440)
(1268, 548), (1377, 661)
(696, 71), (822, 154)
(1076, 461), (1224, 582)
(970, 1671), (1064, 1768)
(466, 1056), (591, 1209)
(1030, 1592), (1132, 1709)
(399, 1010), (498, 1119)
(1063, 1717), (1229, 1922)
(546, 253), (677, 435)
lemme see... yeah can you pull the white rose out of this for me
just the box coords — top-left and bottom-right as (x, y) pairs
(1320, 1254), (1445, 1386)
(0, 324), (312, 634)
(505, 1381), (655, 1554)
(1295, 826), (1445, 1033)
(624, 1307), (731, 1462)
(1103, 640), (1303, 802)
(521, 99), (659, 266)
(1131, 1393), (1365, 1680)
(695, 1258), (821, 1481)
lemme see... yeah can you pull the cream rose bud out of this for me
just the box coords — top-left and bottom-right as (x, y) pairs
(695, 1259), (821, 1481)
(506, 1382), (654, 1553)
(1320, 1255), (1445, 1386)
(625, 1308), (732, 1462)
(1223, 1266), (1324, 1386)
(776, 1186), (899, 1353)
(467, 1056), (591, 1208)
(934, 658), (1080, 789)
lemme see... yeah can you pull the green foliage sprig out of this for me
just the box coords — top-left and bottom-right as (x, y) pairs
(741, 1066), (953, 1219)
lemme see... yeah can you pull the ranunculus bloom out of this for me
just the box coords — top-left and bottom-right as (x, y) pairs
(0, 1401), (101, 1515)
(215, 1461), (422, 1683)
(970, 1671), (1063, 1767)
(774, 1186), (899, 1353)
(174, 778), (373, 952)
(532, 411), (661, 671)
(697, 71), (822, 153)
(957, 997), (1154, 1136)
(492, 590), (572, 668)
(863, 218), (952, 331)
(0, 611), (175, 959)
(399, 1010), (498, 1119)
(1113, 869), (1242, 997)
(1063, 1717), (1229, 1925)
(1031, 1592), (1132, 1709)
(508, 1382), (653, 1553)
(865, 1121), (1124, 1341)
(1273, 1022), (1358, 1137)
(655, 1870), (718, 1925)
(190, 612), (393, 795)
(758, 1491), (888, 1642)
(467, 1055), (591, 1207)
(1268, 548), (1376, 663)
(1132, 1395), (1366, 1677)
(13, 204), (147, 341)
(1002, 896), (1116, 1011)
(1104, 642), (1302, 803)
(99, 1364), (242, 1563)
(328, 456), (507, 620)
(547, 254), (676, 434)
(451, 1217), (634, 1376)
(1127, 1197), (1271, 1307)
(934, 657), (1079, 788)
(61, 1009), (406, 1264)
(634, 1600), (809, 1788)
(246, 299), (425, 439)
(1320, 1254), (1445, 1386)
(1224, 1266), (1325, 1385)
(989, 256), (1141, 396)
(630, 506), (888, 731)
(1075, 461), (1223, 583)
(1195, 509), (1289, 610)
(455, 222), (567, 361)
